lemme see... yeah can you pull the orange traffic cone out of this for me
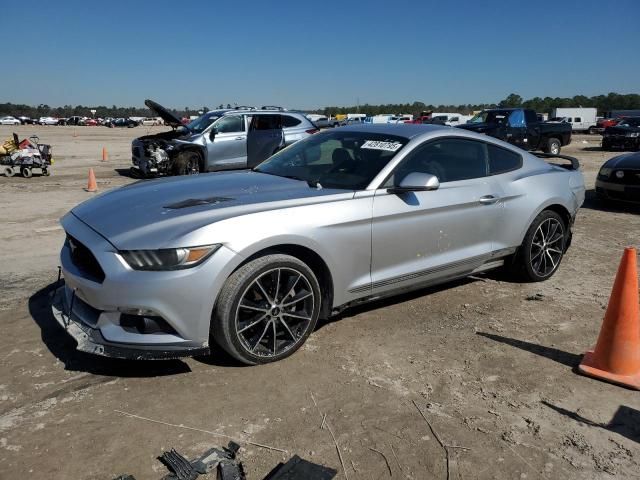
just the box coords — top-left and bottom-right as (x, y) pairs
(101, 147), (108, 162)
(578, 247), (640, 389)
(84, 168), (98, 192)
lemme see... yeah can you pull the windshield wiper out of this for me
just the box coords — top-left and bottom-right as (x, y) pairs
(279, 174), (322, 188)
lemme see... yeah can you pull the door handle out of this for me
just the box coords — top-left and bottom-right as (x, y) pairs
(479, 195), (500, 205)
(234, 136), (245, 140)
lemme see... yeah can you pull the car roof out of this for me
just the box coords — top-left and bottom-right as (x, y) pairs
(339, 123), (449, 138)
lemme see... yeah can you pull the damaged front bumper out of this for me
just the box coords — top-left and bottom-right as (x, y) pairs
(50, 284), (210, 360)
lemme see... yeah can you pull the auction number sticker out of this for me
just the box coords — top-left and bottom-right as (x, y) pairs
(361, 140), (403, 152)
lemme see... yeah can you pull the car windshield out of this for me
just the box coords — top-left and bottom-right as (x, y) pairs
(469, 110), (511, 124)
(187, 114), (221, 133)
(618, 118), (640, 127)
(254, 130), (409, 190)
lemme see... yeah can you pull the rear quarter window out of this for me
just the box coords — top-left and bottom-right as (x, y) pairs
(282, 115), (302, 127)
(488, 144), (522, 175)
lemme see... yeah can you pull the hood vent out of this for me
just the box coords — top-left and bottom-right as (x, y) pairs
(163, 196), (233, 210)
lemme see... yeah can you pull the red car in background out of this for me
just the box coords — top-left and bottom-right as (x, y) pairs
(594, 117), (621, 134)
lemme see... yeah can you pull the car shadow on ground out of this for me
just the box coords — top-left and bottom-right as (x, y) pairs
(322, 277), (477, 328)
(581, 146), (604, 152)
(28, 282), (193, 377)
(114, 168), (143, 179)
(581, 189), (640, 214)
(542, 401), (640, 444)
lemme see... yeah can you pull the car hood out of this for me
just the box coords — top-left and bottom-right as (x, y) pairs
(70, 171), (352, 249)
(603, 151), (640, 169)
(605, 125), (640, 134)
(145, 99), (184, 128)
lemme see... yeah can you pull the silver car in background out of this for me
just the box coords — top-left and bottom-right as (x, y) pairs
(131, 101), (318, 176)
(52, 124), (585, 364)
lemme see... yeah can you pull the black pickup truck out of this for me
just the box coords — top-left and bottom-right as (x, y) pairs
(458, 108), (572, 154)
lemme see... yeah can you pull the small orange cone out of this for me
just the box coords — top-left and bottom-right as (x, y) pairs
(101, 147), (108, 162)
(578, 247), (640, 389)
(84, 168), (98, 192)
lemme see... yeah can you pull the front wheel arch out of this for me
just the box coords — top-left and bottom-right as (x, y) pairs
(230, 244), (334, 320)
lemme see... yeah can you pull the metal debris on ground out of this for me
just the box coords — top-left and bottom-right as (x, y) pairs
(262, 455), (337, 480)
(113, 442), (246, 480)
(112, 443), (336, 480)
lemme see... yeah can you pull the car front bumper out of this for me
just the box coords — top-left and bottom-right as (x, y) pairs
(53, 213), (243, 359)
(595, 179), (640, 204)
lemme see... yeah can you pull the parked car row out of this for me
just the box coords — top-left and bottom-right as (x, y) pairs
(0, 115), (165, 127)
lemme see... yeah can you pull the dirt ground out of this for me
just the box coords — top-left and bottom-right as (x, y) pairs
(1, 125), (639, 480)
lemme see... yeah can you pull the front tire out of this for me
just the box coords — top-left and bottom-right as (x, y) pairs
(212, 254), (321, 365)
(545, 138), (561, 155)
(512, 210), (567, 282)
(172, 151), (201, 176)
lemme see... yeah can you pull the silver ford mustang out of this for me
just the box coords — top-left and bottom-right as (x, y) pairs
(52, 124), (585, 364)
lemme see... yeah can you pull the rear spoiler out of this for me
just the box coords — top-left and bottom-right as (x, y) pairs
(533, 152), (580, 170)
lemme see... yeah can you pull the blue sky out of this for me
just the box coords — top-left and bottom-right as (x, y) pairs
(4, 0), (639, 109)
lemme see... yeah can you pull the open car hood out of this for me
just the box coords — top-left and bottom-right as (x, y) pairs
(144, 99), (184, 128)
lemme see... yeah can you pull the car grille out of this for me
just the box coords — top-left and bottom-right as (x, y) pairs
(605, 169), (640, 186)
(66, 234), (105, 283)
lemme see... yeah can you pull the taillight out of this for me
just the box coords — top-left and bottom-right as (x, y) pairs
(306, 128), (319, 134)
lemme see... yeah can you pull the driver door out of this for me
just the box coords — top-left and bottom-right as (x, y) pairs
(206, 115), (247, 171)
(370, 138), (503, 294)
(247, 114), (284, 169)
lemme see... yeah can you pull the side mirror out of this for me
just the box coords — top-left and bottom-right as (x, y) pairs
(209, 127), (218, 140)
(387, 172), (440, 194)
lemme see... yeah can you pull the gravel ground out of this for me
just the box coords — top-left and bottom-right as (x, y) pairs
(0, 125), (639, 479)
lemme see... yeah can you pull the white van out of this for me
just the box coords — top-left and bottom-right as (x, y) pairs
(550, 108), (597, 133)
(430, 113), (472, 126)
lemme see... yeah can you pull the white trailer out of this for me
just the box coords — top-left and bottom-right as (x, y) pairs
(550, 108), (597, 133)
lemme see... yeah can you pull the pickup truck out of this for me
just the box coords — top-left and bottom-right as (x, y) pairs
(457, 108), (572, 154)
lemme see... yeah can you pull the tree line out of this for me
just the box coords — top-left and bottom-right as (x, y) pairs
(1, 92), (639, 119)
(318, 92), (640, 117)
(0, 103), (209, 119)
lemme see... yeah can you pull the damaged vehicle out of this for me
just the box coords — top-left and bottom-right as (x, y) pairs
(131, 100), (318, 177)
(52, 124), (584, 365)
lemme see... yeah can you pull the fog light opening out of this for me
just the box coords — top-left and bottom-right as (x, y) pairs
(119, 313), (177, 335)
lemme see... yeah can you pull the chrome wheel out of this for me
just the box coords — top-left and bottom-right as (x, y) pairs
(530, 218), (564, 277)
(235, 267), (315, 358)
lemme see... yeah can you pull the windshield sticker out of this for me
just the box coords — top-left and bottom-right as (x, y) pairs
(361, 140), (402, 152)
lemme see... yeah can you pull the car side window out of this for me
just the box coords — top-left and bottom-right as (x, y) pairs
(215, 115), (244, 133)
(508, 110), (526, 127)
(487, 144), (522, 175)
(282, 115), (302, 128)
(524, 109), (537, 124)
(574, 117), (581, 123)
(388, 138), (488, 186)
(251, 114), (282, 130)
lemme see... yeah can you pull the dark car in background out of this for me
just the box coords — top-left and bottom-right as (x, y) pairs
(596, 151), (640, 204)
(602, 117), (640, 151)
(106, 118), (139, 128)
(458, 108), (572, 154)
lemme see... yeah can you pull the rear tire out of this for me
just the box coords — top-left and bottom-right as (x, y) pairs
(211, 254), (321, 365)
(588, 126), (597, 135)
(3, 166), (14, 177)
(21, 167), (33, 178)
(545, 138), (561, 155)
(511, 210), (567, 282)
